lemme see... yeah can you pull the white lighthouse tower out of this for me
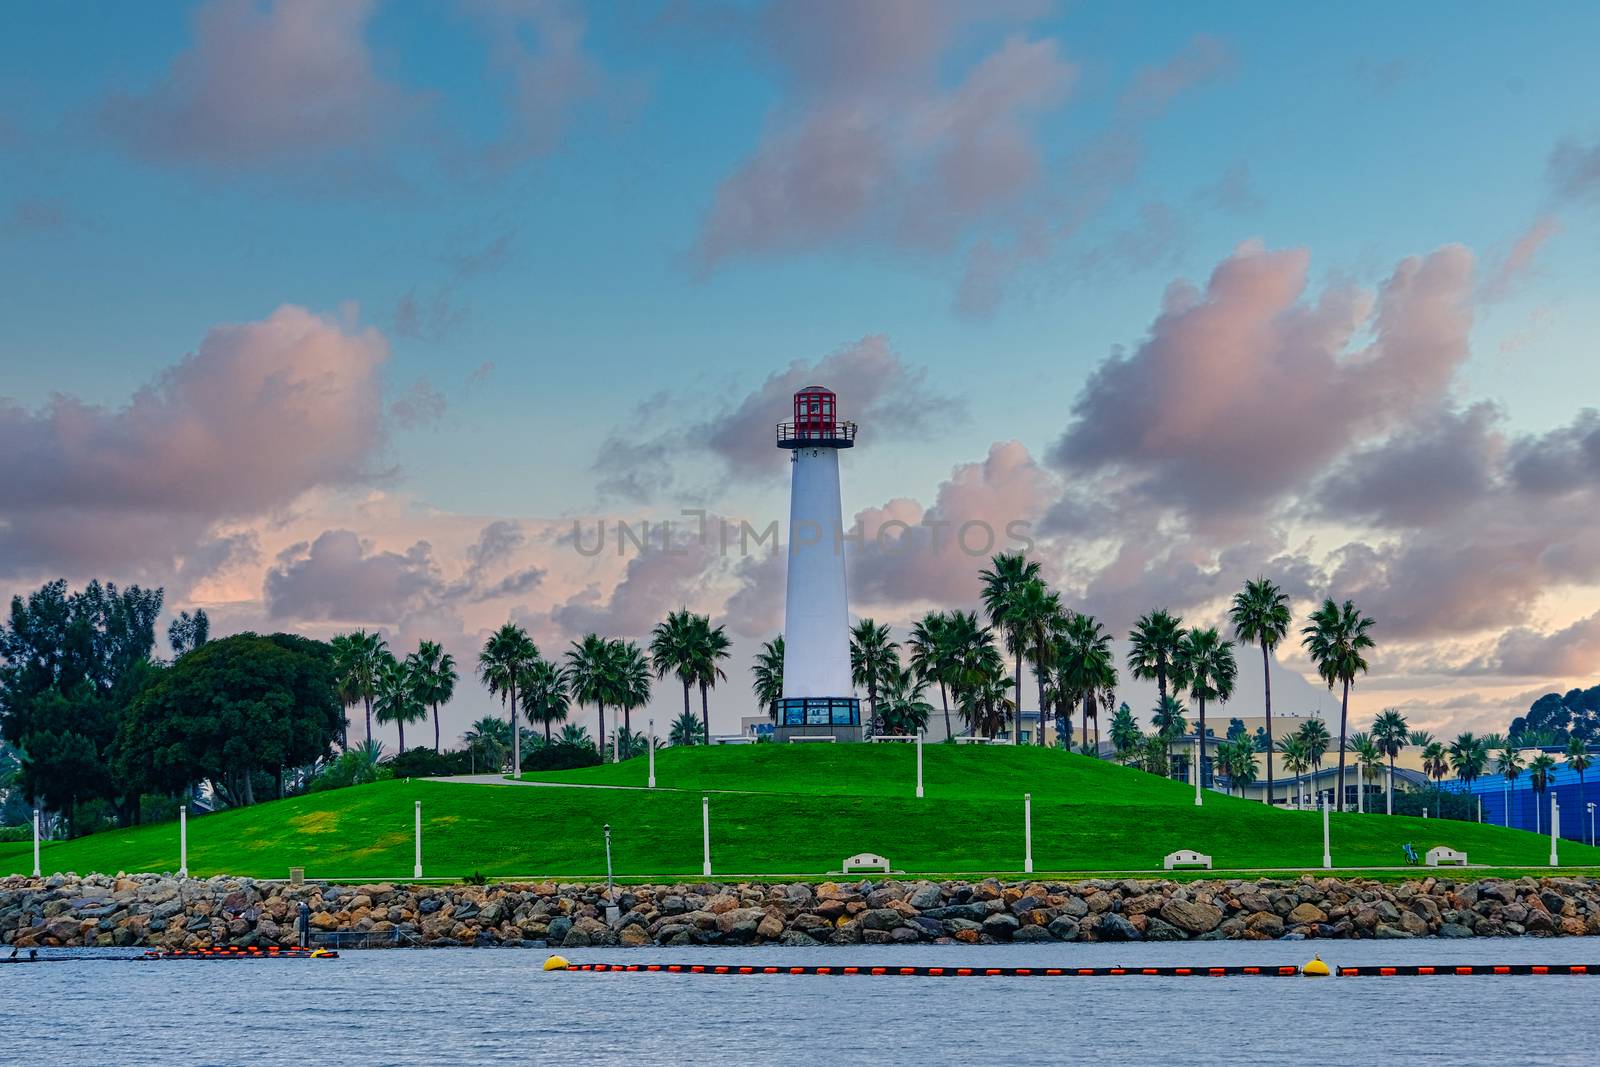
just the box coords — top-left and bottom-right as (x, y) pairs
(775, 386), (861, 741)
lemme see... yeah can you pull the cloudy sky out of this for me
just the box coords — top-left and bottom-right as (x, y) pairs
(3, 1), (1598, 745)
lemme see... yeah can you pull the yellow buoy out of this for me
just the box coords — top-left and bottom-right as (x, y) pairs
(1302, 955), (1331, 977)
(543, 955), (570, 971)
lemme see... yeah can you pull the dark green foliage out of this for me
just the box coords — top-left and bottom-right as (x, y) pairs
(386, 747), (474, 779)
(1393, 787), (1477, 821)
(114, 632), (342, 805)
(522, 741), (602, 772)
(1509, 687), (1600, 745)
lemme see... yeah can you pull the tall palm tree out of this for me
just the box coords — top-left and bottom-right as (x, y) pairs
(558, 722), (593, 749)
(1421, 740), (1449, 818)
(1371, 708), (1410, 815)
(751, 636), (784, 722)
(1277, 735), (1312, 808)
(613, 641), (652, 741)
(1150, 695), (1187, 769)
(1109, 703), (1140, 764)
(1174, 627), (1236, 805)
(1448, 732), (1490, 799)
(328, 633), (363, 750)
(1296, 719), (1332, 803)
(650, 609), (700, 742)
(374, 653), (426, 752)
(1229, 579), (1291, 806)
(566, 634), (619, 757)
(406, 640), (457, 753)
(1497, 746), (1525, 828)
(1301, 598), (1376, 812)
(1059, 611), (1117, 756)
(1566, 738), (1591, 842)
(1347, 731), (1383, 813)
(344, 629), (388, 748)
(690, 616), (731, 743)
(876, 664), (933, 735)
(1128, 609), (1185, 705)
(479, 623), (538, 777)
(1216, 736), (1259, 797)
(850, 618), (900, 735)
(1007, 579), (1061, 745)
(950, 620), (1008, 738)
(979, 552), (1042, 745)
(668, 710), (704, 747)
(907, 612), (956, 740)
(520, 658), (569, 742)
(1530, 752), (1557, 834)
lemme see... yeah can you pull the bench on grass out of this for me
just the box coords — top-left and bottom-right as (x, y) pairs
(1425, 846), (1467, 867)
(1163, 849), (1213, 871)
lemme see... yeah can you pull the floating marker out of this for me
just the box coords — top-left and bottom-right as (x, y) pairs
(553, 959), (1600, 979)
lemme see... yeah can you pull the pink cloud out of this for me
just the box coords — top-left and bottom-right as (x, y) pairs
(1481, 216), (1560, 302)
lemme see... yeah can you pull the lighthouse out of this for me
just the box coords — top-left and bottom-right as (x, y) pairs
(774, 386), (861, 741)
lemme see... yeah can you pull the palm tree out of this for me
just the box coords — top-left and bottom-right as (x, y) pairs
(462, 715), (509, 772)
(1497, 746), (1525, 828)
(907, 612), (957, 740)
(479, 623), (538, 777)
(1229, 578), (1291, 806)
(1128, 609), (1185, 705)
(558, 722), (593, 749)
(328, 633), (362, 750)
(343, 629), (389, 748)
(1007, 579), (1061, 745)
(850, 619), (900, 734)
(1174, 627), (1236, 805)
(690, 616), (731, 743)
(406, 640), (457, 753)
(979, 551), (1042, 745)
(1421, 740), (1449, 818)
(1566, 737), (1591, 842)
(668, 710), (704, 747)
(520, 658), (570, 742)
(751, 636), (784, 721)
(613, 641), (652, 742)
(1109, 703), (1140, 764)
(1347, 731), (1383, 813)
(877, 665), (933, 735)
(950, 620), (1008, 738)
(566, 634), (619, 757)
(1059, 611), (1118, 756)
(1371, 708), (1409, 815)
(650, 609), (700, 742)
(1449, 732), (1490, 801)
(1296, 719), (1331, 803)
(1150, 695), (1187, 769)
(1277, 735), (1312, 808)
(1216, 736), (1259, 797)
(1530, 752), (1557, 834)
(374, 653), (426, 752)
(1301, 598), (1376, 812)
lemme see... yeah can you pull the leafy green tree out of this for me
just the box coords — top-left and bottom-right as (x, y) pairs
(1529, 752), (1557, 834)
(1277, 734), (1312, 807)
(1151, 695), (1186, 767)
(1296, 719), (1331, 791)
(667, 710), (704, 747)
(1007, 579), (1061, 746)
(650, 610), (700, 742)
(1058, 612), (1117, 754)
(343, 629), (388, 748)
(566, 634), (621, 756)
(1301, 598), (1376, 812)
(876, 664), (932, 735)
(1448, 733), (1490, 804)
(1497, 746), (1525, 828)
(1371, 708), (1409, 815)
(327, 633), (361, 750)
(463, 716), (509, 772)
(1109, 703), (1140, 764)
(850, 618), (899, 736)
(1174, 627), (1236, 803)
(374, 653), (426, 752)
(1216, 736), (1259, 797)
(558, 722), (594, 748)
(979, 552), (1042, 745)
(406, 640), (457, 753)
(1229, 578), (1291, 807)
(114, 633), (341, 806)
(1421, 740), (1449, 818)
(613, 640), (652, 740)
(166, 609), (210, 659)
(520, 658), (569, 742)
(1139, 733), (1169, 776)
(690, 616), (730, 743)
(907, 613), (955, 740)
(1347, 731), (1384, 811)
(1128, 609), (1185, 705)
(751, 636), (784, 722)
(479, 623), (537, 776)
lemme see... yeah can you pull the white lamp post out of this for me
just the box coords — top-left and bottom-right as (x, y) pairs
(1550, 794), (1560, 868)
(32, 808), (41, 879)
(1023, 793), (1034, 875)
(1194, 737), (1202, 806)
(1588, 802), (1595, 849)
(1322, 796), (1332, 870)
(178, 804), (188, 878)
(413, 800), (423, 880)
(915, 731), (924, 799)
(648, 718), (656, 789)
(701, 795), (712, 878)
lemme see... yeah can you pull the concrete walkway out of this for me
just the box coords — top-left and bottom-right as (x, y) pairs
(432, 774), (652, 791)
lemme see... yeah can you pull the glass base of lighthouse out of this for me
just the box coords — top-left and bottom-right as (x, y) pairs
(773, 697), (861, 743)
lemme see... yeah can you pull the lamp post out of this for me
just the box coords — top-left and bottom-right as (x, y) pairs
(648, 718), (656, 789)
(1588, 802), (1595, 849)
(413, 800), (423, 880)
(701, 795), (712, 878)
(178, 804), (188, 878)
(603, 823), (618, 924)
(1322, 795), (1332, 870)
(32, 808), (41, 879)
(1023, 793), (1034, 875)
(915, 731), (924, 799)
(1550, 794), (1560, 868)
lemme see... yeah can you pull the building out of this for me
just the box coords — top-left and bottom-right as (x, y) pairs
(773, 386), (862, 742)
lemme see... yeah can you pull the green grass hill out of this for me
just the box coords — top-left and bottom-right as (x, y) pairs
(6, 745), (1596, 882)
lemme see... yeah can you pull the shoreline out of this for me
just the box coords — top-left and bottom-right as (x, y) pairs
(7, 872), (1600, 949)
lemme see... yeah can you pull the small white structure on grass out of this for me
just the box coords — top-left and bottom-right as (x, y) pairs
(1425, 846), (1467, 867)
(1163, 849), (1212, 870)
(835, 852), (896, 874)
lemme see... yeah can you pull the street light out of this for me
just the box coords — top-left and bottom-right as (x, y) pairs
(1588, 802), (1595, 849)
(603, 823), (619, 925)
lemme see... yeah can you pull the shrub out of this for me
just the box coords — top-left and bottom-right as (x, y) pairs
(522, 742), (602, 772)
(309, 749), (390, 793)
(386, 748), (474, 779)
(0, 823), (30, 842)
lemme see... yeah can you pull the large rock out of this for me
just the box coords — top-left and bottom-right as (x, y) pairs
(1286, 902), (1327, 925)
(1159, 899), (1222, 934)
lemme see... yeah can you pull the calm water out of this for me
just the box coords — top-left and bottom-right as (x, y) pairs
(7, 939), (1599, 1066)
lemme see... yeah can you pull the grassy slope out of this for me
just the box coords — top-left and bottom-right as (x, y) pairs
(6, 746), (1598, 881)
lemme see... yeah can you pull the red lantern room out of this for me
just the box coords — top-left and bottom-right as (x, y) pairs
(777, 385), (857, 449)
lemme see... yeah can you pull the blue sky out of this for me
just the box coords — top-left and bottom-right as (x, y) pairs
(2, 1), (1598, 744)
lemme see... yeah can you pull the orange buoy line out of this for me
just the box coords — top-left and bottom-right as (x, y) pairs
(1337, 964), (1595, 977)
(140, 946), (338, 961)
(549, 957), (1600, 979)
